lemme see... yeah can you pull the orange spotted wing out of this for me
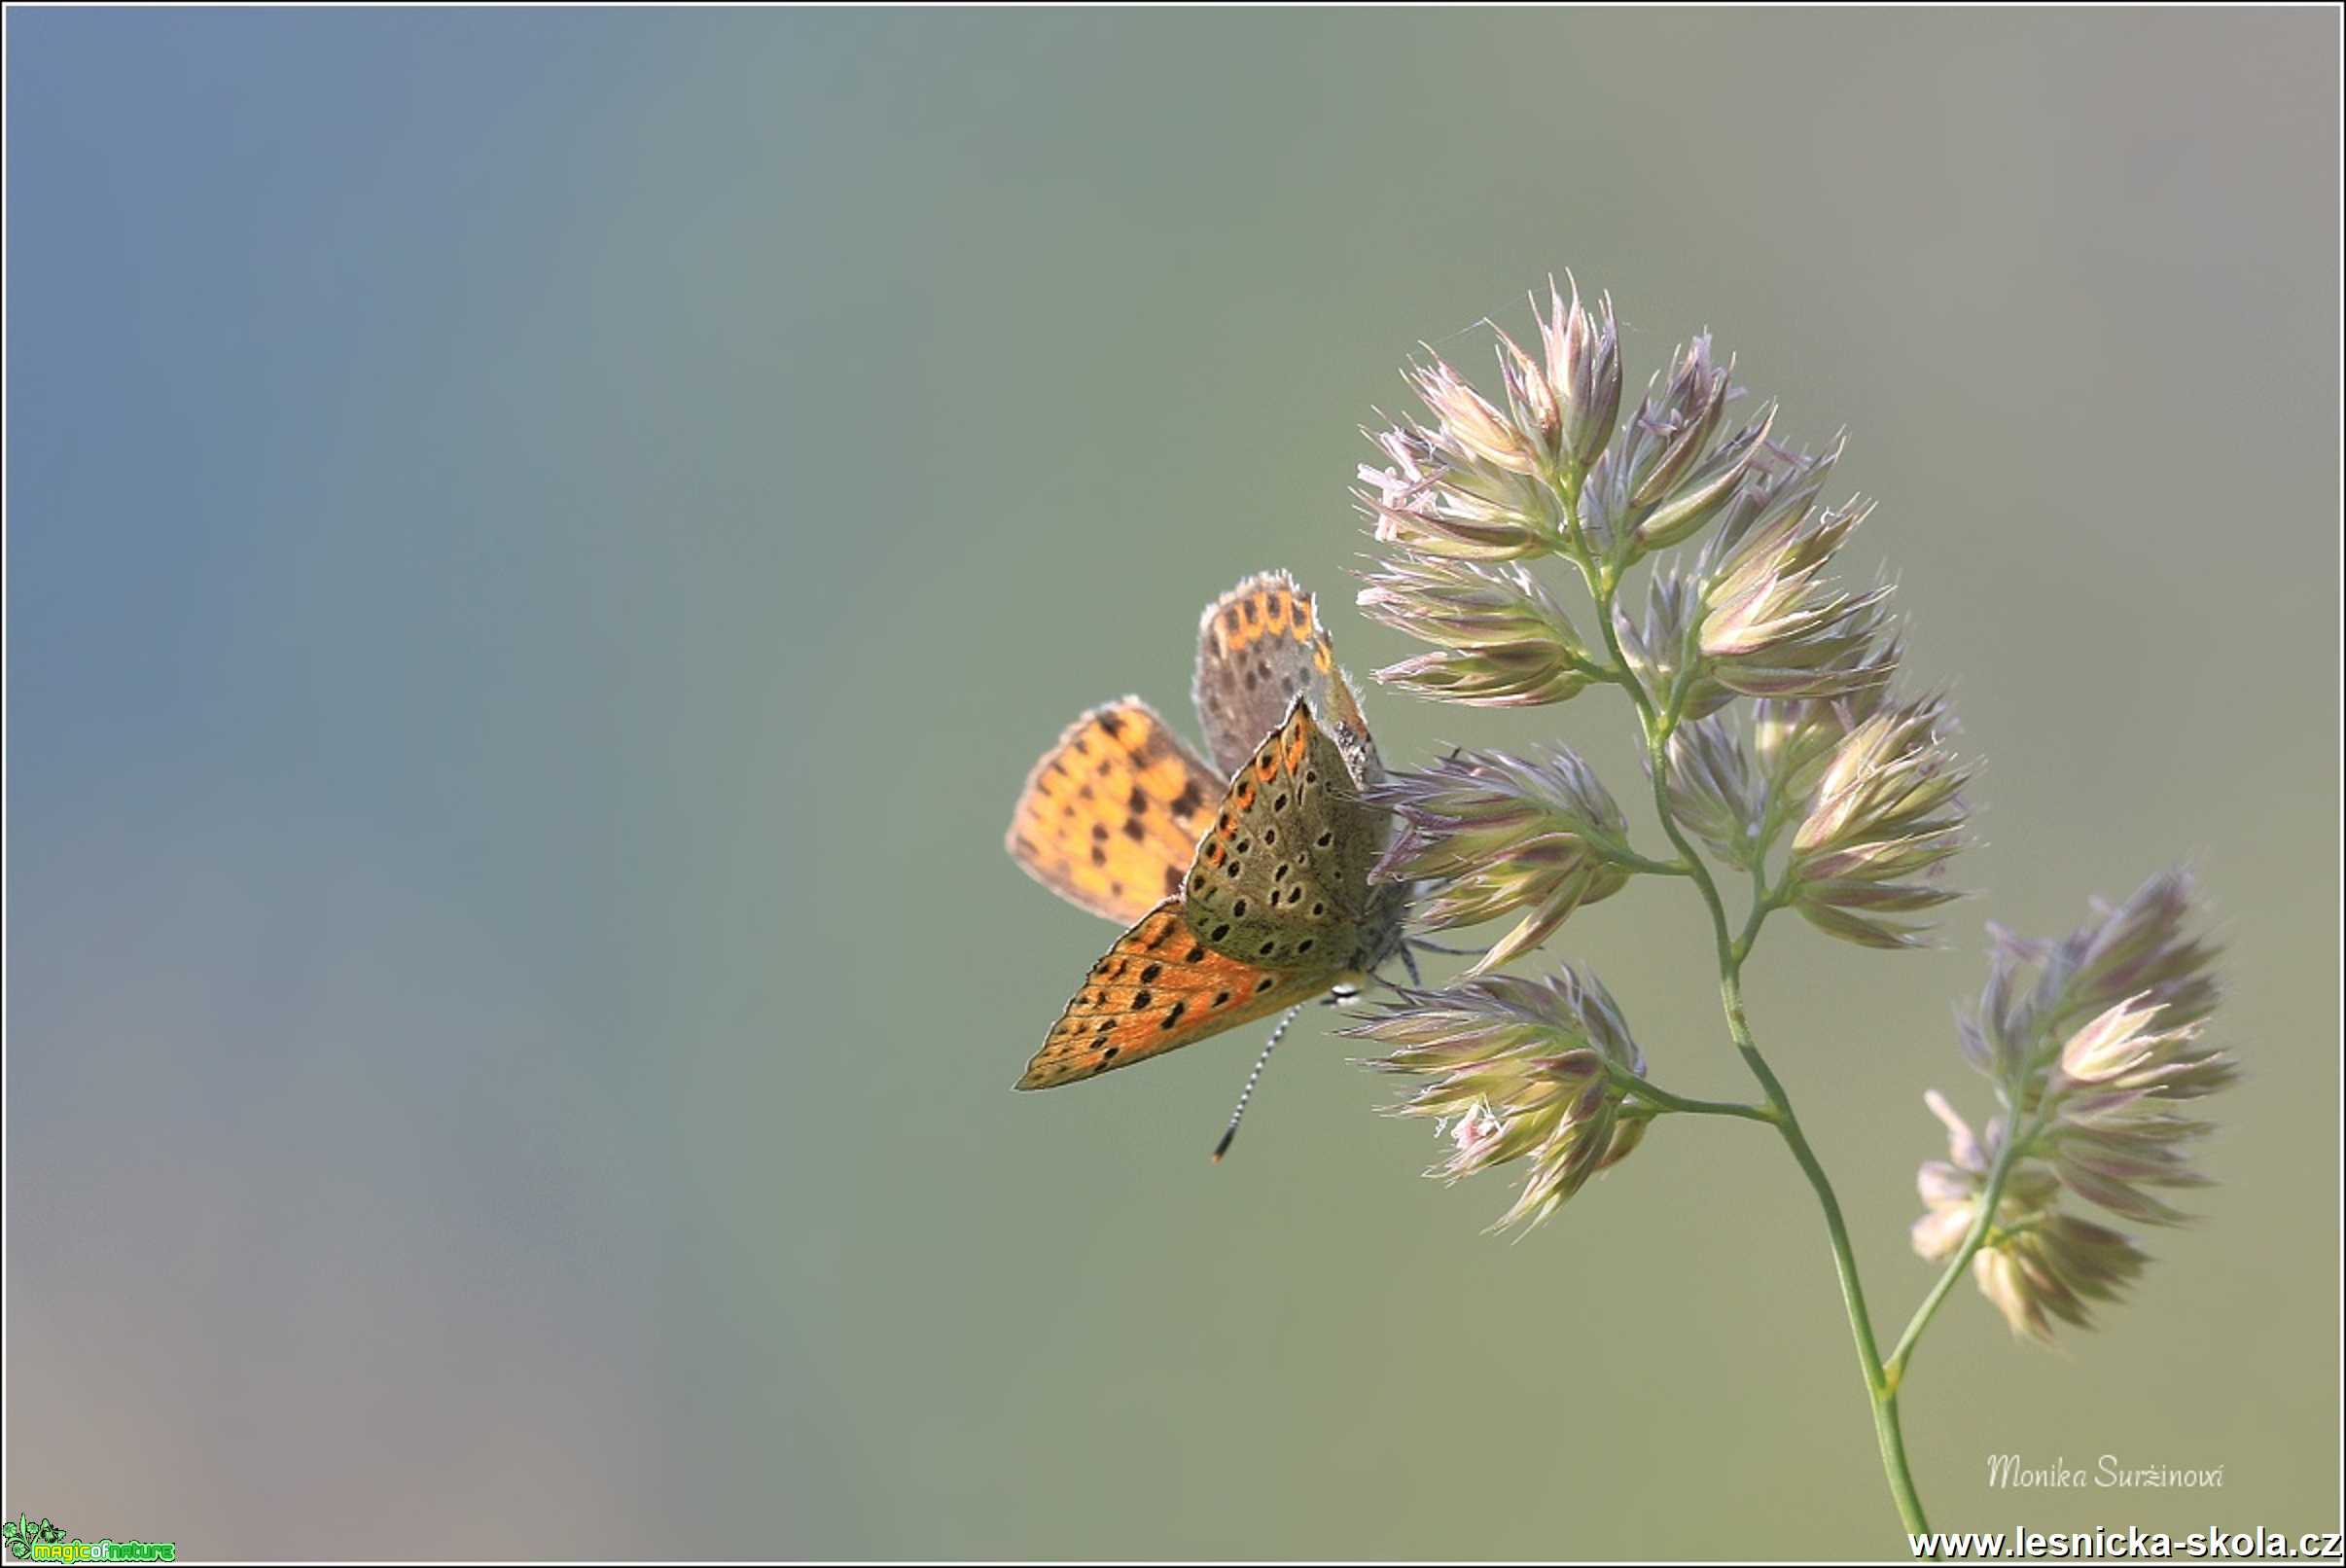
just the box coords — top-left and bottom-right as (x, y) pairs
(1014, 901), (1343, 1088)
(1005, 698), (1222, 924)
(1193, 569), (1385, 789)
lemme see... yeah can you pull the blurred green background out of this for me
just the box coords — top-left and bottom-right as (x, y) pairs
(6, 8), (2337, 1559)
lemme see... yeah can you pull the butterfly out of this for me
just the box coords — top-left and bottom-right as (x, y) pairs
(1005, 571), (1411, 1131)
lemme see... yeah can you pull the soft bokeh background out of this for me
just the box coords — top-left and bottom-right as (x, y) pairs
(7, 8), (2338, 1559)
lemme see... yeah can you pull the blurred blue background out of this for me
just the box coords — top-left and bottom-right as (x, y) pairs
(6, 9), (2337, 1557)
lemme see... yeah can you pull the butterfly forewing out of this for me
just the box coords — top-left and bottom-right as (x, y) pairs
(1006, 698), (1223, 924)
(1016, 900), (1345, 1088)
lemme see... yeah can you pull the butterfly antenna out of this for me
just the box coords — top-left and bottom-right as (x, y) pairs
(1211, 1005), (1302, 1163)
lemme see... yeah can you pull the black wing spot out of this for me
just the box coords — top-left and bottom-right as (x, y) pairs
(1159, 1001), (1188, 1030)
(1127, 786), (1149, 814)
(1211, 923), (1231, 942)
(1231, 899), (1249, 918)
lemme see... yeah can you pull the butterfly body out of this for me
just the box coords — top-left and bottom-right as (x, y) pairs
(1007, 572), (1404, 1090)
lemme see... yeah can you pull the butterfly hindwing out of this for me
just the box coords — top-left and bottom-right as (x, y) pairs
(1006, 698), (1223, 925)
(1181, 697), (1384, 970)
(1016, 900), (1345, 1088)
(1189, 572), (1359, 772)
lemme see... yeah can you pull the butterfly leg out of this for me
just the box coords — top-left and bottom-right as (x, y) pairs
(1356, 940), (1430, 995)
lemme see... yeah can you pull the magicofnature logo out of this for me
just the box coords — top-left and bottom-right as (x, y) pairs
(3, 1513), (174, 1562)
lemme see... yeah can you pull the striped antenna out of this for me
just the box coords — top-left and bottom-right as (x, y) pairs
(1211, 1005), (1302, 1162)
